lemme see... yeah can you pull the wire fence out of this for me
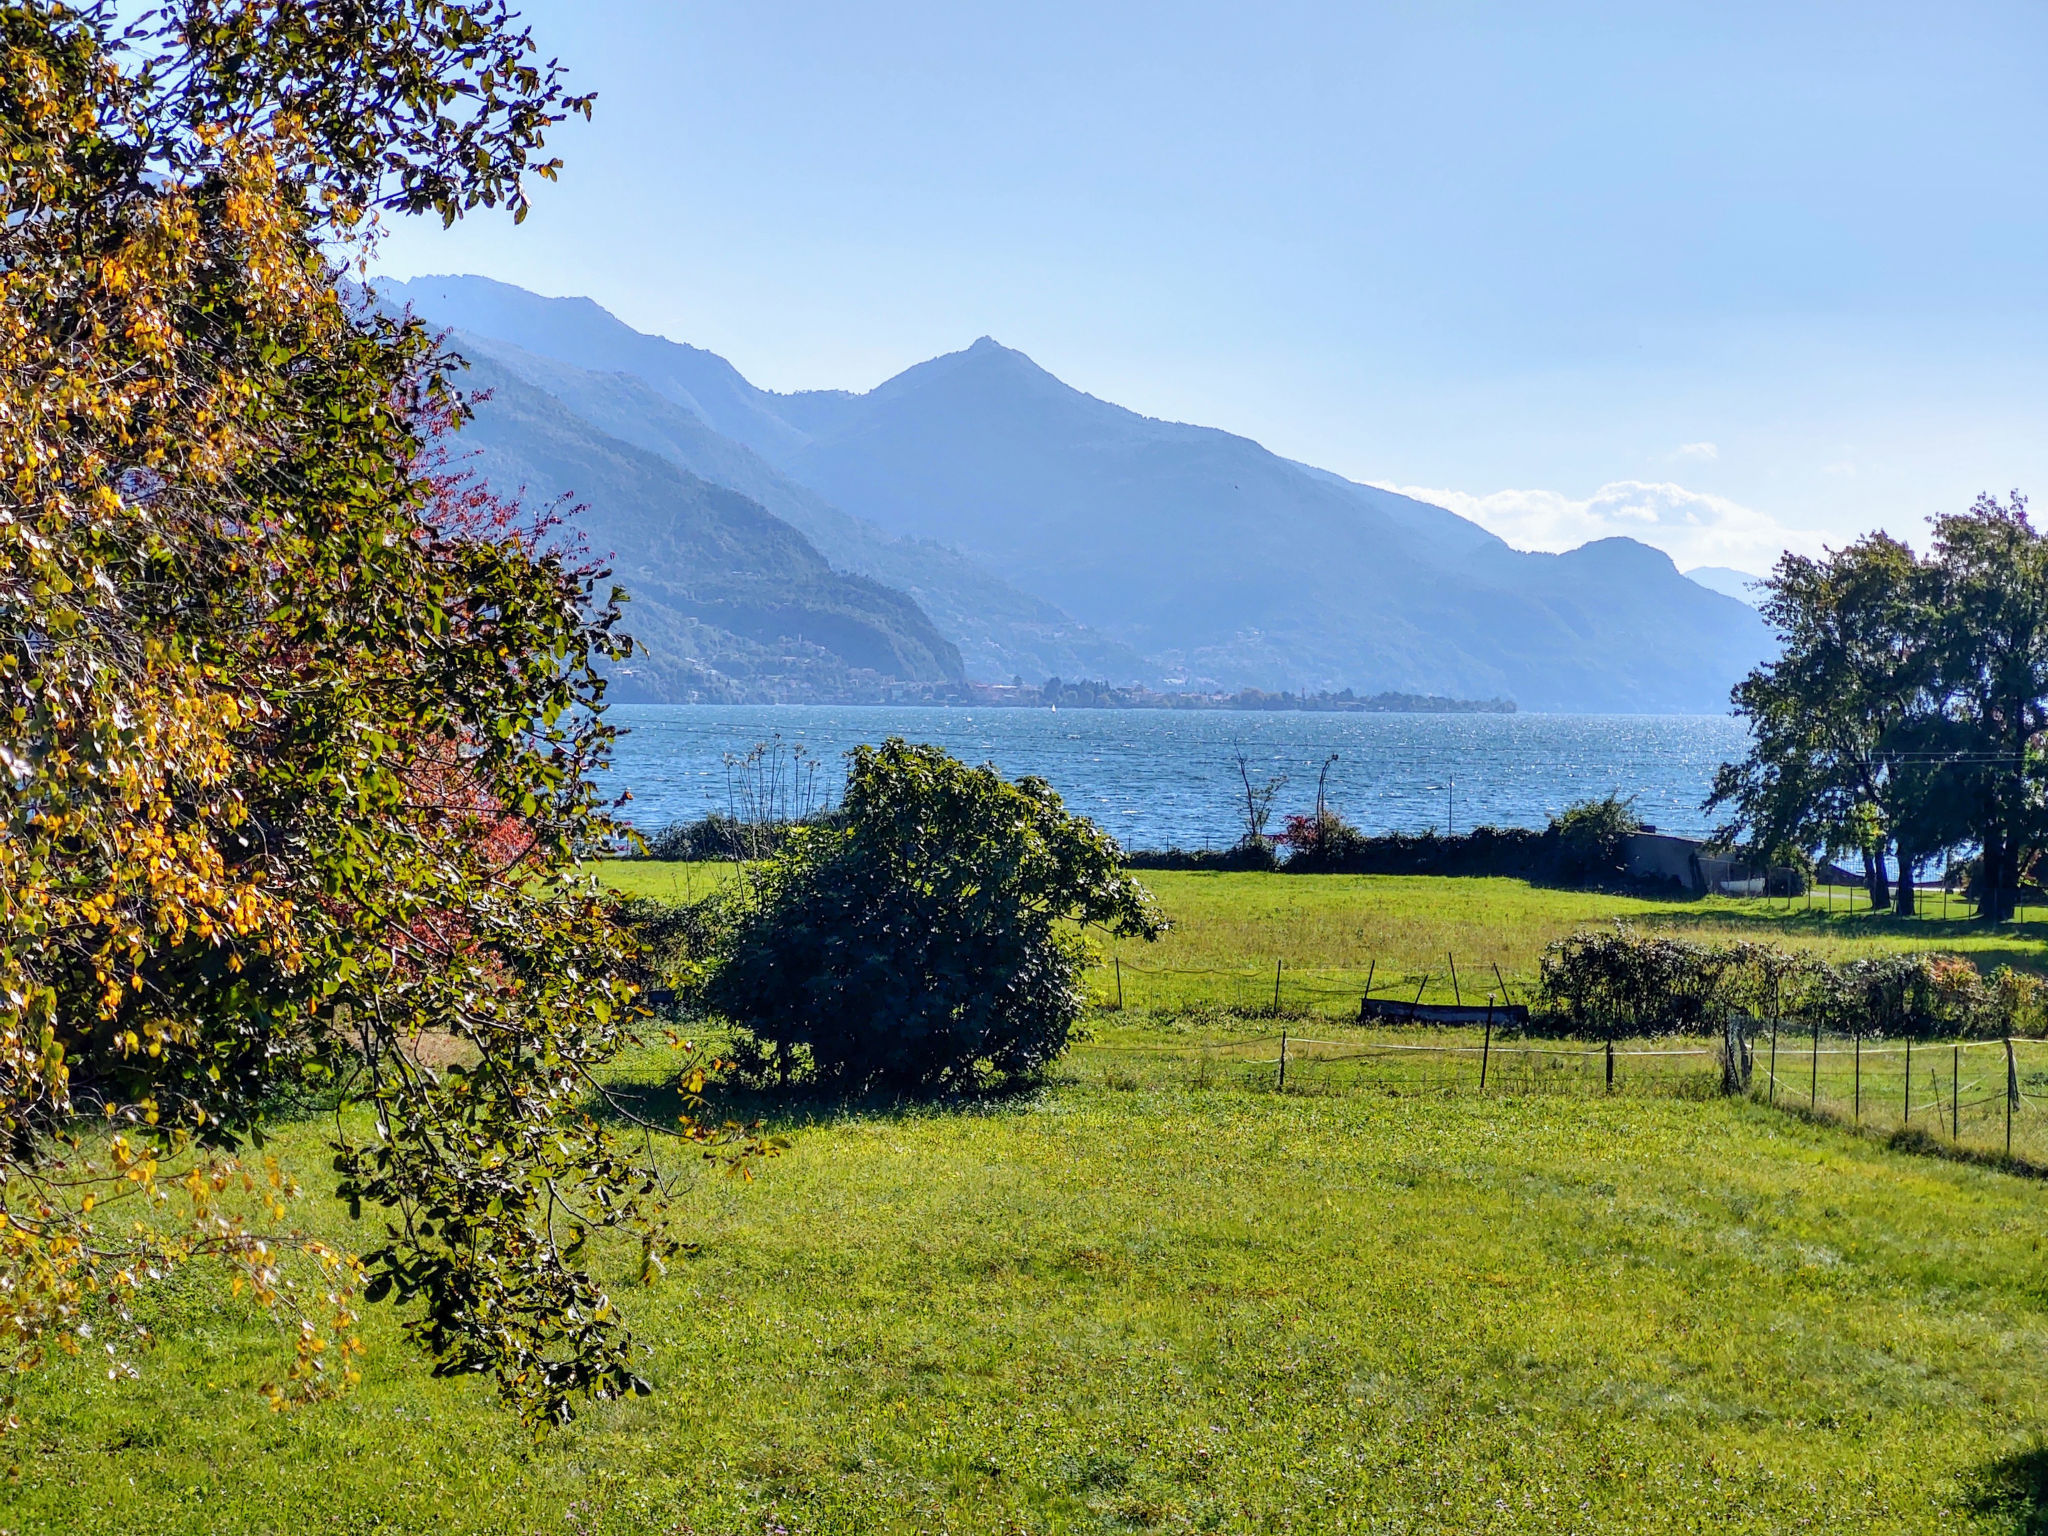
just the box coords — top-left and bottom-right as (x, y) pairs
(1755, 1024), (2048, 1162)
(1078, 1026), (1725, 1101)
(1082, 962), (2048, 1163)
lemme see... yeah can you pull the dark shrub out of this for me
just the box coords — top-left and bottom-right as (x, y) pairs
(698, 739), (1164, 1093)
(1551, 794), (1644, 883)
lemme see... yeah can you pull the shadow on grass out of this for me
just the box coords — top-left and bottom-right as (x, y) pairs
(589, 1069), (1056, 1138)
(1968, 1444), (2048, 1534)
(1762, 1094), (2048, 1182)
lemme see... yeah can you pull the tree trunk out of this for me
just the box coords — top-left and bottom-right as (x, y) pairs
(1862, 846), (1892, 911)
(1895, 842), (1916, 916)
(1982, 832), (2017, 922)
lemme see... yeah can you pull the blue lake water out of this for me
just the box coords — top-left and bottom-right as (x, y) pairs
(604, 706), (1749, 851)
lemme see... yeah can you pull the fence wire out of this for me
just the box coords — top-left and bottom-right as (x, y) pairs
(1084, 962), (2048, 1160)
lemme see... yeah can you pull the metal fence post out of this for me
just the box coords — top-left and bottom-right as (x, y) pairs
(1854, 1031), (1861, 1122)
(1272, 959), (1282, 1017)
(1953, 1043), (1961, 1140)
(1905, 1035), (1912, 1124)
(1114, 956), (1123, 1012)
(1811, 1014), (1821, 1107)
(1276, 1029), (1288, 1093)
(1605, 1038), (1615, 1093)
(1769, 1013), (1779, 1106)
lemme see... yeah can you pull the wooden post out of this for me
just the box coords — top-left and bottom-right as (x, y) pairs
(1854, 1031), (1861, 1121)
(1605, 1038), (1615, 1093)
(1272, 958), (1283, 1017)
(1953, 1043), (1961, 1140)
(1114, 956), (1123, 1012)
(1481, 999), (1494, 1090)
(1811, 1013), (1821, 1107)
(2007, 1036), (2018, 1157)
(1448, 952), (1462, 1007)
(1769, 1013), (1779, 1106)
(1905, 1035), (1914, 1123)
(1277, 1030), (1288, 1092)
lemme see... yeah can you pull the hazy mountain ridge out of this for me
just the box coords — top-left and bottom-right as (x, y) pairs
(450, 355), (964, 701)
(444, 329), (1154, 686)
(390, 274), (1771, 711)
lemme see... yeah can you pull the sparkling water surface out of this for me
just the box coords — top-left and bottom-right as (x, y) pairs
(604, 706), (1748, 851)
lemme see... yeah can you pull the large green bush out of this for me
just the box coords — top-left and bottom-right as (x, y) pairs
(1539, 923), (2047, 1039)
(698, 739), (1164, 1093)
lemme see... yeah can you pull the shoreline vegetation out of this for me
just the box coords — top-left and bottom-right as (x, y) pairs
(644, 678), (1519, 712)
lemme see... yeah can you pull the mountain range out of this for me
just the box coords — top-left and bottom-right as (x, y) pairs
(383, 275), (1771, 711)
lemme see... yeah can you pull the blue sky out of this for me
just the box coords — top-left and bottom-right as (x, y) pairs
(371, 1), (2048, 575)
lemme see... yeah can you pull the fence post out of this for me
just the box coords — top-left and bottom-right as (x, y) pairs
(1953, 1043), (1961, 1140)
(1854, 1031), (1861, 1123)
(1769, 1014), (1780, 1106)
(1811, 1014), (1821, 1107)
(1605, 1038), (1615, 1093)
(1276, 1030), (1288, 1093)
(1492, 960), (1512, 1005)
(1905, 1035), (1912, 1124)
(1448, 952), (1462, 1007)
(1114, 956), (1123, 1012)
(1272, 959), (1283, 1017)
(1363, 959), (1375, 999)
(1481, 1000), (1494, 1090)
(2007, 1036), (2018, 1157)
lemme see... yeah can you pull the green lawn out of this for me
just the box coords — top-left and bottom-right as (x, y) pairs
(592, 861), (2048, 1014)
(11, 1023), (2048, 1534)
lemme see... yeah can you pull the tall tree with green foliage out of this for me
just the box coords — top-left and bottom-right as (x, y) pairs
(1711, 532), (1945, 912)
(1715, 499), (2048, 922)
(2, 0), (759, 1428)
(1926, 494), (2048, 921)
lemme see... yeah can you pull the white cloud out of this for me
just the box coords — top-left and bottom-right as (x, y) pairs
(1675, 441), (1719, 460)
(1376, 478), (1824, 574)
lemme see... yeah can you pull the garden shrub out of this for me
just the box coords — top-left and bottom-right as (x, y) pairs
(1539, 923), (2048, 1039)
(698, 740), (1164, 1093)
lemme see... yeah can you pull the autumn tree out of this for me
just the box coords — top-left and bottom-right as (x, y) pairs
(1, 0), (756, 1428)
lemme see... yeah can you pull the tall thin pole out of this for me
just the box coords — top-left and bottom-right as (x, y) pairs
(1953, 1043), (1961, 1140)
(2007, 1036), (2018, 1157)
(1277, 1030), (1288, 1092)
(1811, 1013), (1821, 1107)
(1854, 1032), (1862, 1122)
(1272, 958), (1283, 1017)
(1905, 1035), (1912, 1124)
(1481, 999), (1494, 1090)
(1768, 981), (1780, 1106)
(1362, 959), (1376, 999)
(1448, 774), (1455, 839)
(1114, 956), (1123, 1012)
(1448, 952), (1462, 1007)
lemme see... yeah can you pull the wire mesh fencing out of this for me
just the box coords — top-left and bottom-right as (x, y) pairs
(1756, 1023), (2048, 1163)
(1077, 1026), (1726, 1101)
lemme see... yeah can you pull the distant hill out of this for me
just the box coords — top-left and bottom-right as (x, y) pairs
(444, 329), (1153, 686)
(1685, 566), (1765, 607)
(388, 274), (1772, 711)
(451, 355), (963, 702)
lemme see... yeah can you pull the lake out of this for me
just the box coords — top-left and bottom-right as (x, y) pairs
(603, 706), (1749, 851)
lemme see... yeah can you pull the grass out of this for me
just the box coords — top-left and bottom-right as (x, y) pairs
(12, 1024), (2048, 1533)
(593, 861), (2048, 1007)
(20, 865), (2042, 1532)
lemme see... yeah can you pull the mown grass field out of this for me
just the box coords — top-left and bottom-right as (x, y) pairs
(597, 861), (2048, 1013)
(17, 867), (2048, 1534)
(11, 1026), (2048, 1534)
